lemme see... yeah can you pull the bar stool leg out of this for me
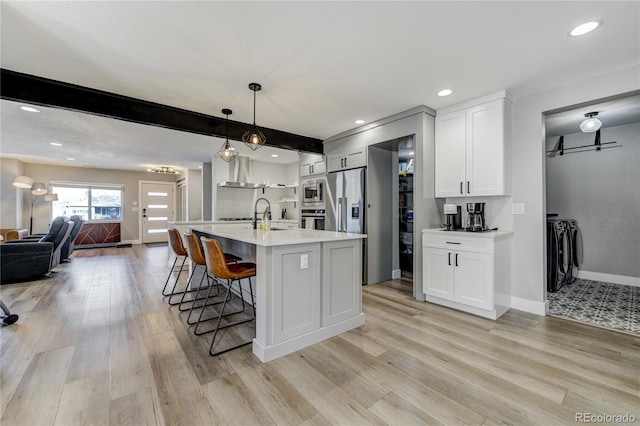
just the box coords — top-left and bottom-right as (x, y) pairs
(208, 277), (255, 357)
(193, 276), (250, 336)
(162, 255), (187, 296)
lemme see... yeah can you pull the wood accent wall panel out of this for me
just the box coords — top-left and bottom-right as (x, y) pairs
(76, 223), (121, 245)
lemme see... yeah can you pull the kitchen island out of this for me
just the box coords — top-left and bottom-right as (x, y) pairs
(171, 222), (366, 362)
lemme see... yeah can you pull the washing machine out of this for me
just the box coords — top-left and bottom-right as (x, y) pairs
(565, 219), (582, 284)
(547, 217), (582, 292)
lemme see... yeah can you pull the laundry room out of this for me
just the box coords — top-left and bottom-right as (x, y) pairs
(544, 92), (640, 333)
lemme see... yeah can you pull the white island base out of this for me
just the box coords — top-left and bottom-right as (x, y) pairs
(185, 224), (366, 363)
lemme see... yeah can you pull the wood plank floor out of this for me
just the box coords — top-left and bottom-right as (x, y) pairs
(1, 244), (638, 425)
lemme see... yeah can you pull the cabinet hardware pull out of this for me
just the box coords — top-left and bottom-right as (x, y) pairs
(467, 181), (470, 194)
(340, 158), (344, 168)
(460, 182), (463, 194)
(344, 157), (348, 167)
(455, 253), (459, 267)
(446, 242), (461, 245)
(448, 252), (451, 266)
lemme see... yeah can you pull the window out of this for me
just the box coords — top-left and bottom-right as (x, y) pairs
(50, 183), (123, 222)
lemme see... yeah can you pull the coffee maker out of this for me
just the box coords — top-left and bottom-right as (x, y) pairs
(466, 202), (487, 231)
(443, 204), (462, 231)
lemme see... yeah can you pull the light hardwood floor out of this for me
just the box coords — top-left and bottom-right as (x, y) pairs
(1, 244), (638, 425)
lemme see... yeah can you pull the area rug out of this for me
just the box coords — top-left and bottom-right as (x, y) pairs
(548, 279), (639, 335)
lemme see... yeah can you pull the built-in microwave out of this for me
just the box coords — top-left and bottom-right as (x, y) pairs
(302, 179), (324, 205)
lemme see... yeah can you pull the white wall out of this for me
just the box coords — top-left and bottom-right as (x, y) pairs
(186, 168), (202, 221)
(510, 65), (639, 308)
(20, 162), (177, 240)
(546, 123), (640, 279)
(0, 158), (25, 228)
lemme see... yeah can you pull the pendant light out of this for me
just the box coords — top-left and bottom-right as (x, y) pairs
(217, 108), (239, 162)
(242, 83), (266, 150)
(580, 112), (602, 133)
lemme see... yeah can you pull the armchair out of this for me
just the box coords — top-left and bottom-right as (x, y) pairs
(0, 241), (53, 283)
(60, 215), (85, 262)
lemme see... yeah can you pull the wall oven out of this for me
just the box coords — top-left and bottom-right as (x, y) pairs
(301, 209), (325, 231)
(302, 179), (324, 206)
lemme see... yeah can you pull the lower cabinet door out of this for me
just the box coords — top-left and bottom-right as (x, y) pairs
(423, 247), (455, 301)
(453, 251), (493, 310)
(322, 240), (361, 326)
(272, 244), (321, 343)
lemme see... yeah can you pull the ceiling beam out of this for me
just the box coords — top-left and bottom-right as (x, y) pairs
(0, 68), (323, 154)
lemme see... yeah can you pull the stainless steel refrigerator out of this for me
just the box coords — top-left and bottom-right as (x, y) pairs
(326, 167), (367, 283)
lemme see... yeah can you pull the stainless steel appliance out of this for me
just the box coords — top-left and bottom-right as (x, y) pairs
(301, 209), (325, 230)
(302, 179), (324, 206)
(326, 167), (366, 283)
(465, 202), (486, 231)
(443, 203), (462, 231)
(326, 168), (365, 234)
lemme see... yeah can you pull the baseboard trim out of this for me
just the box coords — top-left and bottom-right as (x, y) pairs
(391, 269), (401, 279)
(510, 296), (548, 316)
(121, 239), (141, 245)
(577, 271), (640, 288)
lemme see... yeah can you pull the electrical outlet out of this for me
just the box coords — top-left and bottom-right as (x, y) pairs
(300, 254), (309, 269)
(512, 203), (525, 215)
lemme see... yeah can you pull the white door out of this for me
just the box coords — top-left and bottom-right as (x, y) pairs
(454, 250), (493, 310)
(435, 109), (466, 197)
(141, 182), (174, 243)
(423, 247), (455, 301)
(466, 99), (505, 196)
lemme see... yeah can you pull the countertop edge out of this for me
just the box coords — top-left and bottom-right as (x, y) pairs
(422, 228), (513, 238)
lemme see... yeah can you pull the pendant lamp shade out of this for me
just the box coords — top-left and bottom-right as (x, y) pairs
(217, 108), (239, 162)
(580, 112), (602, 133)
(44, 193), (59, 202)
(13, 175), (34, 189)
(242, 83), (266, 151)
(31, 182), (48, 196)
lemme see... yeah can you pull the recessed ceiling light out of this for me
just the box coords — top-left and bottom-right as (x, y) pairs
(354, 120), (365, 125)
(50, 142), (63, 146)
(198, 165), (202, 169)
(271, 154), (279, 157)
(20, 106), (40, 113)
(66, 157), (75, 161)
(438, 89), (452, 97)
(569, 21), (600, 37)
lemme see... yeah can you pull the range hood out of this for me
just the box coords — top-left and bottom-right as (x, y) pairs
(218, 156), (265, 189)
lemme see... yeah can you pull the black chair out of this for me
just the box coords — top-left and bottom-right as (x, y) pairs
(0, 241), (53, 283)
(4, 216), (72, 269)
(60, 215), (85, 261)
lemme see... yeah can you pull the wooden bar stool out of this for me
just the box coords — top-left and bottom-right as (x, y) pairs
(200, 236), (256, 356)
(163, 228), (188, 298)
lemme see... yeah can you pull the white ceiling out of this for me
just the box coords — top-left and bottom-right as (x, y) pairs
(1, 1), (639, 172)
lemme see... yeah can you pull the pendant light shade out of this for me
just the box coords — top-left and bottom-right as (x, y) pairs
(13, 175), (34, 189)
(242, 83), (266, 151)
(580, 112), (602, 133)
(44, 193), (59, 202)
(217, 108), (239, 162)
(30, 182), (48, 196)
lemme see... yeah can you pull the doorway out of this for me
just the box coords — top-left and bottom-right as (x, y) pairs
(140, 181), (175, 243)
(543, 92), (640, 334)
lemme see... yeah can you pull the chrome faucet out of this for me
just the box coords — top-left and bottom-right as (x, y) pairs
(253, 197), (271, 229)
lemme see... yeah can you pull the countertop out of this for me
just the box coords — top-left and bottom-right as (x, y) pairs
(422, 228), (513, 238)
(187, 224), (366, 247)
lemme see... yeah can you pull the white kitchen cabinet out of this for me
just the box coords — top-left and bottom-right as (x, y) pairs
(326, 148), (366, 172)
(322, 240), (362, 326)
(422, 229), (511, 319)
(300, 153), (326, 177)
(435, 94), (511, 197)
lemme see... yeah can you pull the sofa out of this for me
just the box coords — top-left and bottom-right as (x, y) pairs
(0, 228), (29, 241)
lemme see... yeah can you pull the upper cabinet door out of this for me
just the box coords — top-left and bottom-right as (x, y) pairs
(300, 153), (325, 177)
(435, 110), (466, 197)
(466, 99), (505, 196)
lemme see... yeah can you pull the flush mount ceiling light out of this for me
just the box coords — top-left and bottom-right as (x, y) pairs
(569, 21), (600, 36)
(580, 112), (602, 133)
(20, 106), (40, 113)
(437, 89), (453, 97)
(147, 166), (180, 175)
(217, 108), (239, 162)
(242, 83), (266, 151)
(12, 175), (34, 189)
